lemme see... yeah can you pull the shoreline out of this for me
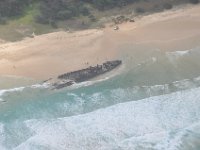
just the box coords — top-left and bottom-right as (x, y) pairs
(0, 4), (200, 80)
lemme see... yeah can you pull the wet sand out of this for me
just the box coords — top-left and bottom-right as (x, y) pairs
(0, 4), (200, 80)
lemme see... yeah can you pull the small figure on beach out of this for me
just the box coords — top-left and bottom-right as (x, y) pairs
(114, 26), (119, 30)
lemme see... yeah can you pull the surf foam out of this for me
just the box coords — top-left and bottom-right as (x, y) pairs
(12, 87), (200, 150)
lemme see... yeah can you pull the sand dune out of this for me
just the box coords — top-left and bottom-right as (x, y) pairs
(0, 4), (200, 80)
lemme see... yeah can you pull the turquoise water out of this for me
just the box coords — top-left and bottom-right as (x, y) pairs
(1, 47), (200, 149)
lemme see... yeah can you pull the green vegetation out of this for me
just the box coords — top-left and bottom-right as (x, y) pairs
(163, 3), (173, 10)
(0, 0), (130, 25)
(0, 0), (199, 41)
(189, 0), (199, 4)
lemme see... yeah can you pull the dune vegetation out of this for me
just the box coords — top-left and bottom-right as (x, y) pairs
(0, 0), (199, 41)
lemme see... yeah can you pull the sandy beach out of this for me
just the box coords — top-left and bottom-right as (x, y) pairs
(1, 4), (200, 80)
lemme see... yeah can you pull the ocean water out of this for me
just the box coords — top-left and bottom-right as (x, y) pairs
(0, 47), (200, 150)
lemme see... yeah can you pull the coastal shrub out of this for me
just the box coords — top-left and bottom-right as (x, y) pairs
(88, 14), (97, 22)
(50, 20), (58, 28)
(0, 17), (7, 25)
(0, 0), (196, 27)
(35, 0), (91, 25)
(91, 0), (140, 10)
(35, 15), (49, 24)
(163, 3), (173, 10)
(57, 10), (73, 20)
(135, 7), (145, 13)
(0, 0), (29, 18)
(189, 0), (199, 4)
(79, 7), (90, 16)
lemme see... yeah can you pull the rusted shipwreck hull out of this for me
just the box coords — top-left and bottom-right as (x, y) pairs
(53, 60), (122, 89)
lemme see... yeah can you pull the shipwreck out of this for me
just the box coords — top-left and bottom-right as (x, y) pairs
(52, 60), (122, 89)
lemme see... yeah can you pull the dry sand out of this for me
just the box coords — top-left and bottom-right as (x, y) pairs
(1, 4), (200, 80)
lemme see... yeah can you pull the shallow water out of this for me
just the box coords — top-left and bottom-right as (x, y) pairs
(0, 46), (200, 150)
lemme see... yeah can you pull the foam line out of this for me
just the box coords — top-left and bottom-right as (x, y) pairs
(12, 87), (200, 150)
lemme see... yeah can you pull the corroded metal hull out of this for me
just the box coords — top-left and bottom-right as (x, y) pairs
(53, 60), (122, 89)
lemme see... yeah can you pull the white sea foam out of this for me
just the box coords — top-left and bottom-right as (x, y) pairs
(136, 57), (158, 68)
(30, 83), (50, 89)
(0, 87), (25, 97)
(12, 87), (200, 150)
(67, 75), (106, 90)
(0, 87), (25, 103)
(151, 57), (157, 63)
(171, 50), (190, 56)
(0, 124), (6, 150)
(166, 50), (191, 64)
(0, 83), (49, 102)
(167, 50), (190, 58)
(0, 84), (48, 98)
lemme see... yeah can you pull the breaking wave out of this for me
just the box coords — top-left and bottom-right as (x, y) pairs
(1, 87), (199, 150)
(0, 83), (49, 103)
(1, 48), (200, 150)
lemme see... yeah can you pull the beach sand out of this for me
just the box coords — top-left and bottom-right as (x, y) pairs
(0, 4), (200, 80)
